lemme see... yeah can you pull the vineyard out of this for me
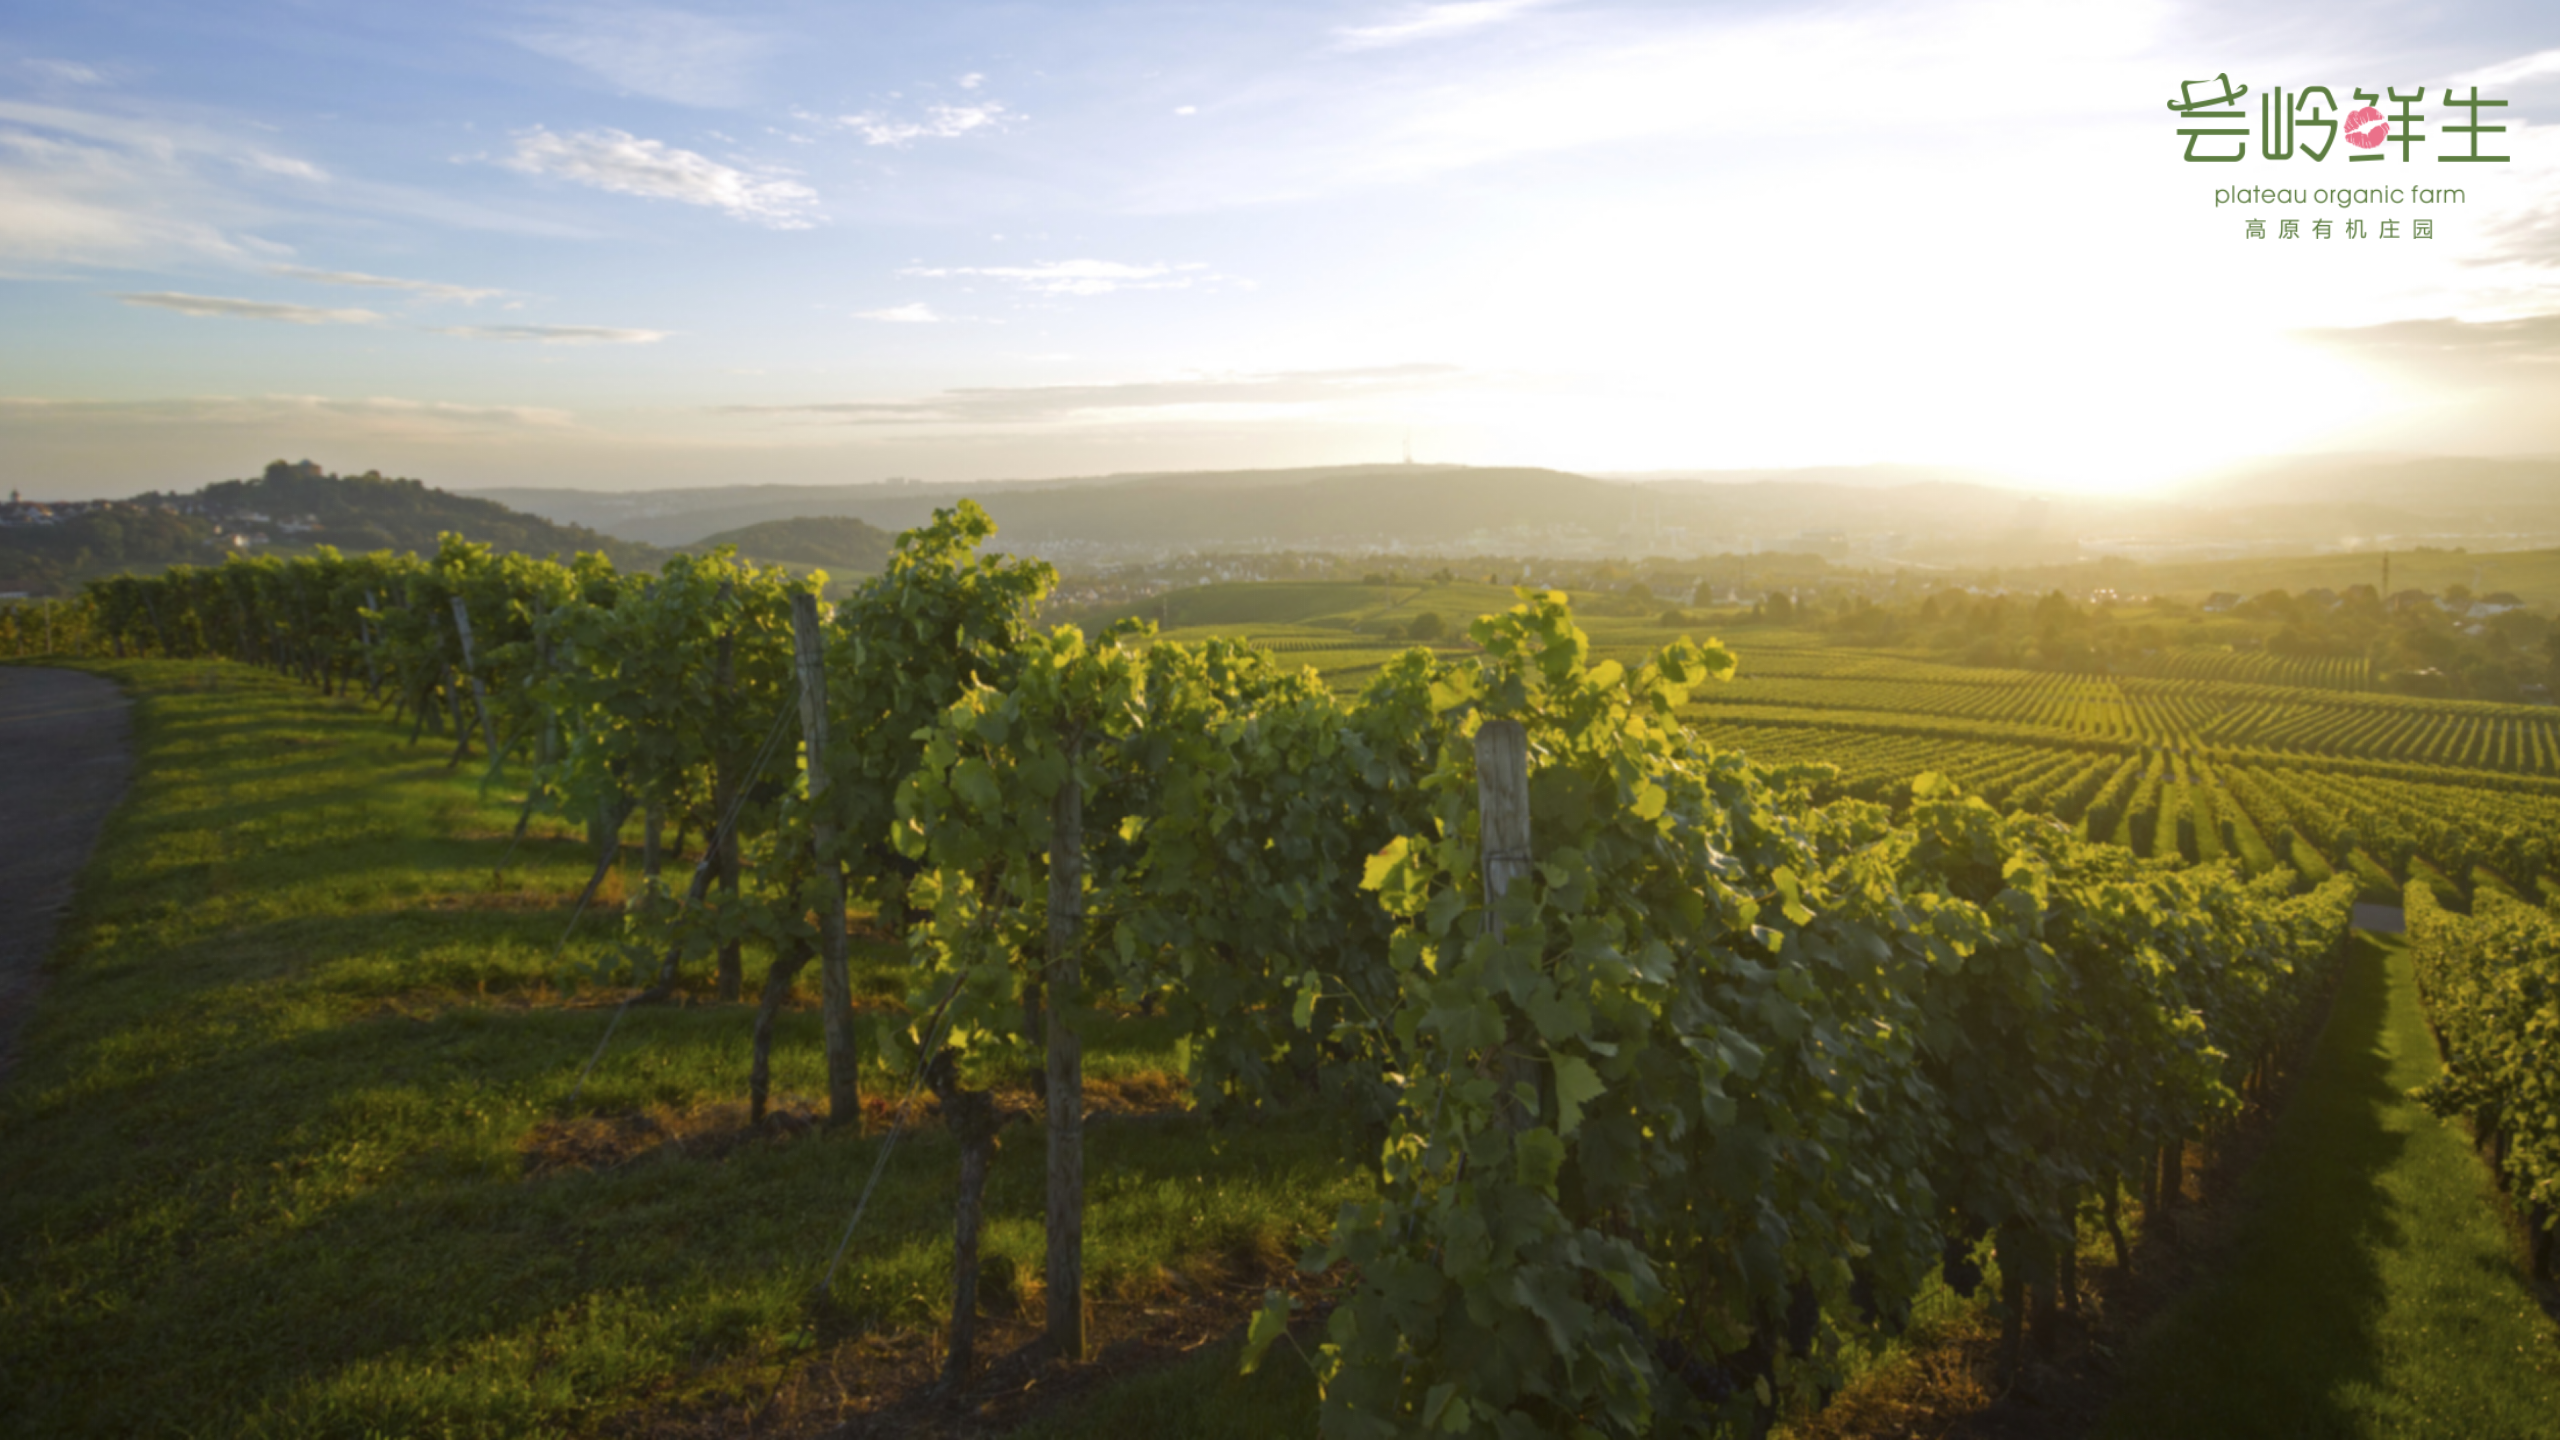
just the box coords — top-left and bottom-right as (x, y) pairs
(3, 520), (2554, 1437)
(1601, 637), (2560, 911)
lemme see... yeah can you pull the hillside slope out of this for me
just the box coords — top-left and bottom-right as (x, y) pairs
(166, 461), (661, 567)
(684, 515), (894, 572)
(2, 462), (662, 594)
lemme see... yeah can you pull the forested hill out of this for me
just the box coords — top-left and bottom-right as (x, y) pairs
(0, 462), (662, 595)
(683, 515), (894, 572)
(166, 461), (662, 568)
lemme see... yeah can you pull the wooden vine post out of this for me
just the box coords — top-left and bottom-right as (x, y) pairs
(791, 592), (859, 1124)
(1477, 720), (1533, 914)
(1475, 718), (1537, 1131)
(450, 596), (501, 757)
(360, 589), (383, 699)
(1045, 729), (1087, 1361)
(930, 1048), (1002, 1384)
(712, 583), (743, 1002)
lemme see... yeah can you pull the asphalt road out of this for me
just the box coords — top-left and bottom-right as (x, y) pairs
(0, 667), (132, 1085)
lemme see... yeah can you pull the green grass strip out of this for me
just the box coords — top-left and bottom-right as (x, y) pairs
(0, 661), (1365, 1437)
(2097, 933), (2560, 1438)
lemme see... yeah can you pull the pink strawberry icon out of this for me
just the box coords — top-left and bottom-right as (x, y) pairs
(2345, 106), (2389, 149)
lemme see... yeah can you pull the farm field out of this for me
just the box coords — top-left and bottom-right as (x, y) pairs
(6, 544), (2557, 1439)
(1117, 587), (2560, 912)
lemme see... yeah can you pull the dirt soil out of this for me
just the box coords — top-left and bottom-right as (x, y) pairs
(0, 666), (132, 1087)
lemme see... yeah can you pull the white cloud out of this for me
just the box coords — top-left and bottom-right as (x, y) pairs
(242, 152), (327, 181)
(269, 266), (505, 304)
(113, 291), (383, 325)
(1174, 105), (1198, 116)
(841, 102), (1013, 147)
(22, 59), (105, 85)
(901, 258), (1215, 296)
(499, 127), (816, 227)
(855, 303), (942, 322)
(428, 323), (666, 345)
(0, 119), (247, 268)
(959, 72), (986, 90)
(719, 364), (1460, 426)
(514, 9), (768, 108)
(2456, 49), (2560, 90)
(0, 394), (576, 430)
(1335, 0), (1554, 51)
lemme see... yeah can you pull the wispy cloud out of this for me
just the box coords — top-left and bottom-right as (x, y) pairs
(1334, 0), (1555, 51)
(270, 266), (505, 304)
(841, 102), (1014, 147)
(854, 303), (942, 322)
(2296, 314), (2560, 369)
(428, 323), (666, 345)
(900, 258), (1217, 296)
(500, 127), (817, 227)
(240, 151), (327, 182)
(113, 290), (383, 325)
(514, 8), (769, 108)
(0, 393), (576, 430)
(2456, 48), (2560, 89)
(22, 59), (106, 85)
(113, 290), (657, 343)
(720, 363), (1459, 425)
(0, 115), (248, 268)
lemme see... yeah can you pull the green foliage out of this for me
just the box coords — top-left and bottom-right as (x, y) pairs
(0, 503), (213, 594)
(1261, 593), (2352, 1438)
(54, 528), (2437, 1440)
(2405, 883), (2560, 1246)
(799, 499), (1058, 914)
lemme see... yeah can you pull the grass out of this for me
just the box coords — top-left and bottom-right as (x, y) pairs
(0, 659), (1369, 1437)
(2095, 932), (2560, 1438)
(1006, 1334), (1321, 1440)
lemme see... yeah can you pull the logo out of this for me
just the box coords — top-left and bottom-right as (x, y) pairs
(2168, 79), (2509, 163)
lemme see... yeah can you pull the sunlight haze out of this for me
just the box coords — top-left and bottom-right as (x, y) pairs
(3, 1), (2555, 498)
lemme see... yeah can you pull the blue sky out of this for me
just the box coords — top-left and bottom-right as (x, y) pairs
(2, 1), (2556, 498)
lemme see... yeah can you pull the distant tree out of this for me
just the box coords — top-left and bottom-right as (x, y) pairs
(1657, 608), (1687, 627)
(1406, 611), (1444, 642)
(1764, 592), (1794, 623)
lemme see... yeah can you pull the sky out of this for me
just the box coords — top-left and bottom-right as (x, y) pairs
(2, 0), (2556, 500)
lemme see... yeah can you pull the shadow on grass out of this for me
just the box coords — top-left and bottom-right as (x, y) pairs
(0, 660), (1366, 1436)
(3, 1024), (1352, 1438)
(2099, 934), (2560, 1438)
(2096, 936), (2405, 1437)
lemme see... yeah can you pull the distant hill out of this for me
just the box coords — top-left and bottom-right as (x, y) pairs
(469, 455), (2560, 568)
(475, 463), (2142, 563)
(0, 503), (217, 596)
(162, 461), (663, 568)
(1, 461), (662, 594)
(684, 515), (894, 572)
